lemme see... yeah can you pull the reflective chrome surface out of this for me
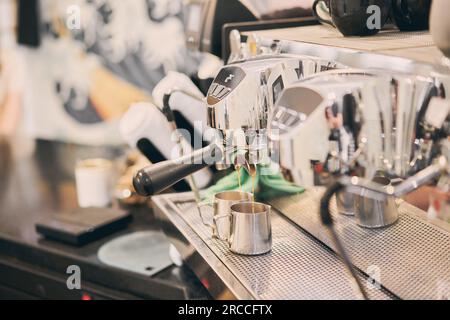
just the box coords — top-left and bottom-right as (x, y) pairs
(153, 193), (394, 300)
(258, 35), (450, 77)
(228, 202), (272, 256)
(271, 69), (448, 185)
(149, 32), (450, 300)
(199, 191), (253, 240)
(354, 177), (399, 228)
(270, 68), (449, 229)
(206, 54), (343, 166)
(270, 189), (450, 300)
(336, 190), (355, 216)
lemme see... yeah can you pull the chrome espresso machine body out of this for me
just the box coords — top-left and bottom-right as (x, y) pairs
(133, 53), (342, 196)
(270, 69), (450, 226)
(271, 70), (448, 184)
(206, 54), (342, 169)
(136, 37), (450, 300)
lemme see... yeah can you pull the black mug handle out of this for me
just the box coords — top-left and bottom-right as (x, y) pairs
(312, 0), (334, 27)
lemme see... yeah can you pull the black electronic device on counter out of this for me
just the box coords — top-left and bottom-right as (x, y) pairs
(17, 0), (41, 47)
(36, 208), (132, 246)
(184, 0), (256, 57)
(184, 0), (315, 59)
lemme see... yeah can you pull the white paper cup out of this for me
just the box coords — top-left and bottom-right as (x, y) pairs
(75, 159), (113, 208)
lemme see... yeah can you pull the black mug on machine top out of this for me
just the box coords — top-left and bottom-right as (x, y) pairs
(391, 0), (432, 31)
(313, 0), (391, 36)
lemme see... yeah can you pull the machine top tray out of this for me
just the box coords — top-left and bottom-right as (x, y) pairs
(244, 25), (450, 76)
(249, 25), (434, 53)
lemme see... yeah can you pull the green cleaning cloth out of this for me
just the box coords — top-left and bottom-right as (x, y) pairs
(202, 165), (305, 203)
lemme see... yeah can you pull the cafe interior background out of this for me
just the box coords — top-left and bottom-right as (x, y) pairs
(0, 0), (449, 300)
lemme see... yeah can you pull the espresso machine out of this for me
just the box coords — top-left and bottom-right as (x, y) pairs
(270, 69), (449, 222)
(261, 66), (448, 300)
(271, 68), (447, 248)
(136, 25), (450, 299)
(133, 53), (341, 196)
(272, 69), (447, 186)
(134, 48), (450, 298)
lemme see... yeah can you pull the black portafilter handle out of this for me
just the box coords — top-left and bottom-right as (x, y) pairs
(133, 144), (221, 197)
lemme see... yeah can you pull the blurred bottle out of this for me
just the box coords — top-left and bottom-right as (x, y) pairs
(0, 136), (12, 201)
(428, 176), (450, 223)
(431, 0), (450, 58)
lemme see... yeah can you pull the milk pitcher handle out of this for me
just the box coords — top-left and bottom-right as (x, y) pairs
(198, 202), (215, 229)
(214, 214), (232, 242)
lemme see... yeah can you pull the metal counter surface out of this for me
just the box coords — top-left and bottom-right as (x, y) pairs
(153, 193), (395, 300)
(270, 189), (450, 300)
(154, 189), (450, 300)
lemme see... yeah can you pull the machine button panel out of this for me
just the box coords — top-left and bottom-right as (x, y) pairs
(207, 66), (246, 105)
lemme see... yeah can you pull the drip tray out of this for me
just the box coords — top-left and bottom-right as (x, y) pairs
(152, 193), (394, 300)
(269, 188), (450, 300)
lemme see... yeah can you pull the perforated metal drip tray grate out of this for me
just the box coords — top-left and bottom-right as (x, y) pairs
(269, 188), (450, 300)
(153, 193), (394, 300)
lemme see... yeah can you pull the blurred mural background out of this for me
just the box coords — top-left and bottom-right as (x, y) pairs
(1, 0), (200, 145)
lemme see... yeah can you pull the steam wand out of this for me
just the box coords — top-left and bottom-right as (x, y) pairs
(340, 156), (448, 199)
(320, 182), (369, 300)
(319, 156), (449, 300)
